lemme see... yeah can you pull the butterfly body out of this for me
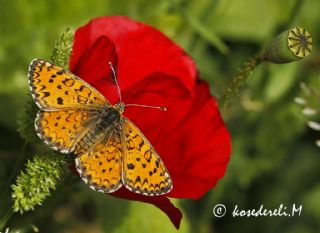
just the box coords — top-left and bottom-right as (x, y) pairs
(29, 59), (172, 196)
(73, 106), (121, 155)
(94, 106), (122, 135)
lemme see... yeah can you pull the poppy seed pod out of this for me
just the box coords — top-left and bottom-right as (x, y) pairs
(261, 27), (312, 64)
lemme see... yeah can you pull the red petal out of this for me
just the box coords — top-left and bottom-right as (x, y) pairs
(122, 75), (231, 199)
(166, 82), (231, 198)
(70, 16), (197, 95)
(111, 187), (182, 229)
(70, 34), (120, 103)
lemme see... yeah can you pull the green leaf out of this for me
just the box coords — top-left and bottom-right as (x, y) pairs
(179, 9), (229, 54)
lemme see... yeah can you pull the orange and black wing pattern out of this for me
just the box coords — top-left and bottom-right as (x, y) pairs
(75, 130), (123, 193)
(28, 59), (109, 110)
(121, 118), (172, 196)
(35, 110), (99, 153)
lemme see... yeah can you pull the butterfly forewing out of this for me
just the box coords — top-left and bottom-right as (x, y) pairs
(121, 118), (173, 196)
(29, 59), (109, 110)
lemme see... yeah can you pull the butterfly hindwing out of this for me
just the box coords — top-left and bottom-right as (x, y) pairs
(29, 59), (109, 110)
(35, 110), (99, 153)
(121, 118), (173, 196)
(75, 129), (123, 193)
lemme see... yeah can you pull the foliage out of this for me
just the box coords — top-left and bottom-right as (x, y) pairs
(51, 28), (74, 68)
(11, 154), (67, 213)
(17, 95), (39, 144)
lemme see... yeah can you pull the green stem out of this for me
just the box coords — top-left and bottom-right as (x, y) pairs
(181, 9), (229, 54)
(3, 141), (28, 197)
(168, 0), (229, 54)
(0, 207), (13, 231)
(219, 56), (263, 109)
(0, 141), (27, 229)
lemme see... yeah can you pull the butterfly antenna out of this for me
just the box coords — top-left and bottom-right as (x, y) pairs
(125, 103), (167, 111)
(108, 62), (122, 102)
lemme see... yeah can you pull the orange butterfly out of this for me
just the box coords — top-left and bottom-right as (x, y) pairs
(28, 59), (172, 196)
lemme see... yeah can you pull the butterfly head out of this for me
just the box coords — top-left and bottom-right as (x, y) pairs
(115, 102), (125, 114)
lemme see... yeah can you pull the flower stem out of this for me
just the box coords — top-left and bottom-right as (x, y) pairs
(0, 207), (13, 231)
(219, 27), (312, 110)
(219, 55), (262, 109)
(0, 141), (27, 229)
(1, 141), (27, 205)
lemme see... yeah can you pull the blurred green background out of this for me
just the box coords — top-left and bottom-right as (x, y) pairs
(1, 0), (320, 232)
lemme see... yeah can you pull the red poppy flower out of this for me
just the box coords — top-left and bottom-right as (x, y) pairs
(70, 16), (231, 229)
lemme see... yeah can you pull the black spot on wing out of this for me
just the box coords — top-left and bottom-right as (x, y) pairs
(43, 92), (50, 97)
(127, 163), (135, 170)
(57, 97), (63, 105)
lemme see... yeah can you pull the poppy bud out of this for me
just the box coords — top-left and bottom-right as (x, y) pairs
(261, 27), (312, 64)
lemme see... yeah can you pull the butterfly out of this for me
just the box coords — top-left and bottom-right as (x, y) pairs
(28, 59), (173, 196)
